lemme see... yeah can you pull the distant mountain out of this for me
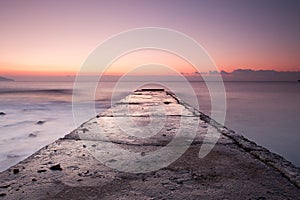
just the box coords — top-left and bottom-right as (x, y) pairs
(0, 76), (14, 81)
(183, 69), (300, 82)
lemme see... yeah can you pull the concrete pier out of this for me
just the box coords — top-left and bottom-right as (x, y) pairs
(0, 90), (299, 199)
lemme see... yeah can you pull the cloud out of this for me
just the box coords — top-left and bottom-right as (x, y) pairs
(221, 69), (300, 81)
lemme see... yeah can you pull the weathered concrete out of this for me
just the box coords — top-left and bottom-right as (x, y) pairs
(0, 90), (299, 199)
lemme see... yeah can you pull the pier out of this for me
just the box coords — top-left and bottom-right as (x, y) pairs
(0, 90), (299, 199)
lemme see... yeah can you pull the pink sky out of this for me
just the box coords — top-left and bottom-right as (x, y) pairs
(0, 0), (300, 76)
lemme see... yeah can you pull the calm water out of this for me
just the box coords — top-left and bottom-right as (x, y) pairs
(0, 81), (299, 171)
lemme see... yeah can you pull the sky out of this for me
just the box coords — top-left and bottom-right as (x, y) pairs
(0, 0), (300, 77)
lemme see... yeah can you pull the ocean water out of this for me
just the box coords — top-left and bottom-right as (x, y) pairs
(0, 81), (299, 171)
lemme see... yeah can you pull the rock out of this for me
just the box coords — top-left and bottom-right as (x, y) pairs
(7, 154), (20, 159)
(0, 112), (6, 116)
(28, 133), (37, 138)
(13, 168), (19, 174)
(0, 193), (6, 197)
(82, 128), (89, 133)
(37, 169), (47, 173)
(49, 164), (62, 171)
(0, 180), (16, 188)
(36, 121), (46, 125)
(0, 183), (11, 189)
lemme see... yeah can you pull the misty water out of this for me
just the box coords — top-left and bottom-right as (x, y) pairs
(0, 81), (299, 171)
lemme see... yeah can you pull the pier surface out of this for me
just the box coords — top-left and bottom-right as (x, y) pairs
(0, 90), (299, 199)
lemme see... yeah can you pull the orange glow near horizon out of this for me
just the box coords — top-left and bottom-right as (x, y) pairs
(0, 66), (78, 76)
(1, 43), (299, 77)
(1, 62), (300, 77)
(103, 50), (197, 76)
(0, 50), (199, 77)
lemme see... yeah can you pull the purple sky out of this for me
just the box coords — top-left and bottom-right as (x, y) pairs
(0, 0), (300, 76)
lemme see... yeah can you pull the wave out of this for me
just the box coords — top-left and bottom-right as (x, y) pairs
(0, 89), (72, 95)
(6, 153), (28, 159)
(2, 120), (37, 128)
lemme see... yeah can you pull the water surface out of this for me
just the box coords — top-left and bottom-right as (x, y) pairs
(0, 81), (299, 171)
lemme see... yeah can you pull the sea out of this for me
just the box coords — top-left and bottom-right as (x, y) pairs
(0, 80), (299, 171)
